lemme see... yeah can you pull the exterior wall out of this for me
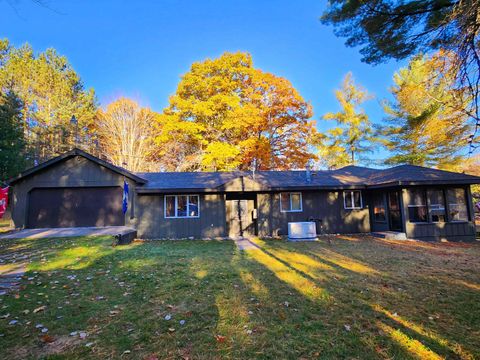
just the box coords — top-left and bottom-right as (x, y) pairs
(133, 193), (226, 239)
(402, 186), (477, 242)
(11, 156), (136, 228)
(257, 190), (370, 237)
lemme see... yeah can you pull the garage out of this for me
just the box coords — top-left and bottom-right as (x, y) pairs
(27, 187), (124, 228)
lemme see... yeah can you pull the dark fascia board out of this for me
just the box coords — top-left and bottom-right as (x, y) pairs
(136, 184), (367, 194)
(8, 148), (147, 185)
(366, 179), (480, 189)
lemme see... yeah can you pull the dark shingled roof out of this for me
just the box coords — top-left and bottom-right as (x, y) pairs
(136, 164), (480, 192)
(9, 148), (480, 191)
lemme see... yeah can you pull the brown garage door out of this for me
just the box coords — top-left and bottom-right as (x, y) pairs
(27, 187), (124, 228)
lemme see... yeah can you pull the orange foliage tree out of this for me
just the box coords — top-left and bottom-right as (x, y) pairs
(155, 52), (317, 171)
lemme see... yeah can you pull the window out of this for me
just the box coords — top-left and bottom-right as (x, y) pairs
(280, 192), (302, 212)
(343, 190), (362, 209)
(372, 193), (386, 222)
(164, 195), (200, 218)
(447, 188), (469, 222)
(407, 189), (428, 222)
(427, 190), (446, 222)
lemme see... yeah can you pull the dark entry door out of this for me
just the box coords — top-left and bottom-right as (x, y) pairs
(27, 187), (124, 228)
(226, 199), (256, 238)
(388, 191), (403, 231)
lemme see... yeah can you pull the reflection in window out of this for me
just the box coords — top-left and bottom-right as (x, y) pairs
(372, 194), (386, 222)
(280, 192), (302, 212)
(427, 190), (446, 222)
(165, 196), (175, 217)
(344, 190), (362, 209)
(165, 195), (200, 218)
(447, 188), (469, 221)
(408, 189), (428, 222)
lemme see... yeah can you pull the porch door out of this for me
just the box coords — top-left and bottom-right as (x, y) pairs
(226, 199), (256, 238)
(388, 191), (403, 231)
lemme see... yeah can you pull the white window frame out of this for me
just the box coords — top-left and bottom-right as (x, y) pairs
(164, 194), (200, 218)
(280, 192), (303, 212)
(343, 190), (363, 210)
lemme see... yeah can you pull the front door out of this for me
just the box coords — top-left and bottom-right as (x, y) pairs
(226, 198), (256, 238)
(388, 191), (403, 231)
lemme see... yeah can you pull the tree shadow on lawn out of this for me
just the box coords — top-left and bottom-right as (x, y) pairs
(0, 235), (478, 359)
(248, 237), (479, 359)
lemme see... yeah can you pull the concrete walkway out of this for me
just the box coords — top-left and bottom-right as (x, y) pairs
(0, 226), (136, 240)
(234, 238), (260, 250)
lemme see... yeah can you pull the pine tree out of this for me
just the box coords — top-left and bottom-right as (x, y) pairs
(380, 52), (471, 168)
(318, 72), (375, 169)
(0, 90), (26, 180)
(0, 39), (97, 163)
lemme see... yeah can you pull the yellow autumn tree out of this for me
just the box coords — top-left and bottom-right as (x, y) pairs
(155, 52), (317, 171)
(95, 98), (158, 172)
(318, 72), (375, 169)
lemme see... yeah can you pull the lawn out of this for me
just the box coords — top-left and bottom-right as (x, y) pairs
(0, 218), (11, 233)
(0, 235), (479, 359)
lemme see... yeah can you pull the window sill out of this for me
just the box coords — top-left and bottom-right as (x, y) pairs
(165, 216), (200, 219)
(280, 210), (303, 213)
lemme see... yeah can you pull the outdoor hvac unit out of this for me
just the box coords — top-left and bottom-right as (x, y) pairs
(287, 222), (317, 241)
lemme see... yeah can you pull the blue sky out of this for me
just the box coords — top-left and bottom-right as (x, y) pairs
(1, 0), (406, 163)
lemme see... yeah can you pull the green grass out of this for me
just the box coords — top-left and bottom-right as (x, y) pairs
(0, 235), (479, 359)
(0, 218), (11, 233)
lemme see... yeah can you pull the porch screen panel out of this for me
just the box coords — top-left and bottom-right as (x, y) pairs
(407, 189), (427, 222)
(427, 190), (446, 222)
(447, 188), (469, 221)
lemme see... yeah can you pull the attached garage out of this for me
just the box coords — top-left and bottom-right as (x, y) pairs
(8, 148), (146, 230)
(27, 187), (124, 228)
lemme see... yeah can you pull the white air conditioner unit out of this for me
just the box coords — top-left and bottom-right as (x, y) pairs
(288, 222), (317, 241)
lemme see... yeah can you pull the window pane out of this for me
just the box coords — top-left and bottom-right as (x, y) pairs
(427, 190), (445, 222)
(447, 188), (468, 221)
(280, 193), (290, 211)
(409, 189), (426, 206)
(353, 191), (362, 208)
(408, 189), (427, 222)
(290, 193), (301, 211)
(177, 195), (188, 217)
(344, 191), (353, 208)
(188, 195), (199, 217)
(165, 196), (175, 217)
(373, 194), (386, 222)
(408, 206), (428, 222)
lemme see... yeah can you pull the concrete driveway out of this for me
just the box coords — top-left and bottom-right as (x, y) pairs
(0, 226), (135, 240)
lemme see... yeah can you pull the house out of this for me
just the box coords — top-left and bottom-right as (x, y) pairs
(8, 148), (480, 242)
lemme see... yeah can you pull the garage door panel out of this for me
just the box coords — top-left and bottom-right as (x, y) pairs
(27, 187), (124, 228)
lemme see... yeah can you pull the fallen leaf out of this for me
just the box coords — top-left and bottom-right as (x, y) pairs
(33, 305), (46, 313)
(215, 335), (226, 342)
(40, 334), (55, 343)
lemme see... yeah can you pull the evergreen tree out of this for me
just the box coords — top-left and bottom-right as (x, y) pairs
(0, 39), (97, 163)
(0, 90), (26, 181)
(380, 52), (471, 168)
(318, 72), (375, 169)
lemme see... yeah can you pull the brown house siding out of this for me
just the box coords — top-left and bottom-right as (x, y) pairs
(11, 156), (136, 229)
(257, 191), (370, 237)
(133, 194), (227, 239)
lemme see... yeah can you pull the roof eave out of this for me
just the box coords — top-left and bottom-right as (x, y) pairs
(367, 179), (480, 189)
(8, 148), (147, 185)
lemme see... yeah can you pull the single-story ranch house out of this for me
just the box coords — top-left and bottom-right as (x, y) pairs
(8, 148), (480, 241)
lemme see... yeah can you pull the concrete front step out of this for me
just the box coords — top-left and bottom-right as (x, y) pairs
(372, 231), (407, 240)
